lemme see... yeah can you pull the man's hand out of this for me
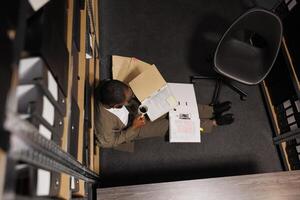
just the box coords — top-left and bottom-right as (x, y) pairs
(132, 115), (146, 129)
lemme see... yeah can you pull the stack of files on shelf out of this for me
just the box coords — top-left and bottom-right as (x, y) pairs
(275, 98), (300, 133)
(17, 57), (65, 145)
(16, 164), (61, 197)
(24, 0), (69, 96)
(18, 57), (66, 115)
(286, 138), (300, 170)
(16, 84), (64, 145)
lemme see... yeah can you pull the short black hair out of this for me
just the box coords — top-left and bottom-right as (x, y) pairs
(95, 80), (129, 106)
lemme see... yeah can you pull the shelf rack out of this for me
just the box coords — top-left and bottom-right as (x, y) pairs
(1, 0), (101, 199)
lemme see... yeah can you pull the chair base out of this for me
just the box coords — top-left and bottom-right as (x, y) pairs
(190, 75), (247, 105)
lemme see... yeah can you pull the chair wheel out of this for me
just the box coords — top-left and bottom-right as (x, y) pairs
(240, 95), (247, 101)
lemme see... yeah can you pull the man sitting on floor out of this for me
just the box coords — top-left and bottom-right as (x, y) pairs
(95, 80), (234, 152)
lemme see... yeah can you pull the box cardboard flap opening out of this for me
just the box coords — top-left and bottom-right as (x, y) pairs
(129, 65), (166, 102)
(113, 56), (153, 84)
(112, 55), (132, 80)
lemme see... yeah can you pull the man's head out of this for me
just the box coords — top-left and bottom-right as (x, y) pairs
(95, 80), (133, 109)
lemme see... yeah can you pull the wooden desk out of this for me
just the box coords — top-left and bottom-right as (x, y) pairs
(98, 170), (300, 200)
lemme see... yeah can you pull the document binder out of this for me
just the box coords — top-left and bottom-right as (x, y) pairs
(68, 97), (80, 158)
(16, 164), (61, 197)
(19, 57), (66, 116)
(24, 0), (69, 96)
(16, 84), (64, 145)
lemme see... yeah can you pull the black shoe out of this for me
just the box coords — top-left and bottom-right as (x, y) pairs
(215, 113), (234, 125)
(213, 101), (232, 115)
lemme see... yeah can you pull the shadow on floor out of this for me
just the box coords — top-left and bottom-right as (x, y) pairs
(99, 159), (258, 187)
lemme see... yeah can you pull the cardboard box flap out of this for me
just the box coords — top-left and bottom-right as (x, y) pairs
(112, 55), (132, 80)
(122, 58), (153, 84)
(112, 56), (153, 84)
(129, 65), (166, 102)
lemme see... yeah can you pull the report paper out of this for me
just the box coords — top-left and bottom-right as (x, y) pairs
(39, 124), (52, 140)
(142, 85), (177, 121)
(169, 118), (200, 142)
(47, 71), (58, 101)
(28, 0), (50, 11)
(42, 96), (55, 126)
(36, 169), (51, 196)
(168, 83), (201, 143)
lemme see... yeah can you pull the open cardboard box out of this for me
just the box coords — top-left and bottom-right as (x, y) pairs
(112, 55), (177, 121)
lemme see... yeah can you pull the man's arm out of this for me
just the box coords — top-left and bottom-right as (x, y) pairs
(95, 115), (145, 148)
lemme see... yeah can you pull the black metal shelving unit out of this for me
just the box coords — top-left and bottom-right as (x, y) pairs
(1, 0), (101, 199)
(262, 0), (300, 172)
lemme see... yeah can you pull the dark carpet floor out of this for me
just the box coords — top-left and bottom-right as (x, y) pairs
(98, 0), (282, 187)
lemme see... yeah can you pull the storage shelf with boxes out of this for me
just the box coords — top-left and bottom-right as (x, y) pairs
(1, 0), (100, 199)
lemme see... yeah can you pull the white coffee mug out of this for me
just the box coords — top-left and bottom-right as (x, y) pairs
(138, 105), (148, 116)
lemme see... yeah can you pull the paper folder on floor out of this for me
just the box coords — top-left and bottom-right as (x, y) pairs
(112, 55), (177, 121)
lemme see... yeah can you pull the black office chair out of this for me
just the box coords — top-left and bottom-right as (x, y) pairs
(191, 8), (282, 104)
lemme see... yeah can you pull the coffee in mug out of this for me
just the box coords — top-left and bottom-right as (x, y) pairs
(138, 105), (148, 116)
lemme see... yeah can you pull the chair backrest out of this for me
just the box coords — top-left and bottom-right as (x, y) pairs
(214, 8), (282, 85)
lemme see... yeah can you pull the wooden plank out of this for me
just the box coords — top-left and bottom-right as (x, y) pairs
(89, 58), (95, 171)
(74, 3), (88, 190)
(94, 145), (100, 174)
(280, 142), (292, 171)
(97, 170), (300, 200)
(0, 149), (6, 199)
(95, 58), (100, 83)
(61, 0), (74, 152)
(91, 55), (100, 174)
(74, 179), (85, 197)
(58, 0), (73, 198)
(58, 173), (70, 200)
(76, 3), (87, 164)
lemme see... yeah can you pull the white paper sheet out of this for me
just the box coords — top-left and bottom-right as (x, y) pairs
(295, 100), (300, 112)
(287, 115), (296, 124)
(290, 123), (298, 131)
(169, 117), (200, 143)
(142, 85), (176, 121)
(286, 107), (294, 116)
(28, 0), (50, 11)
(16, 85), (35, 99)
(295, 145), (300, 153)
(71, 176), (75, 190)
(168, 83), (201, 143)
(42, 96), (55, 126)
(105, 106), (129, 126)
(36, 169), (51, 196)
(47, 71), (58, 101)
(283, 100), (291, 108)
(19, 57), (40, 79)
(39, 124), (52, 140)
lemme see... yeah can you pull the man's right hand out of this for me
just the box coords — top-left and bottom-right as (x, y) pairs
(132, 115), (146, 129)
